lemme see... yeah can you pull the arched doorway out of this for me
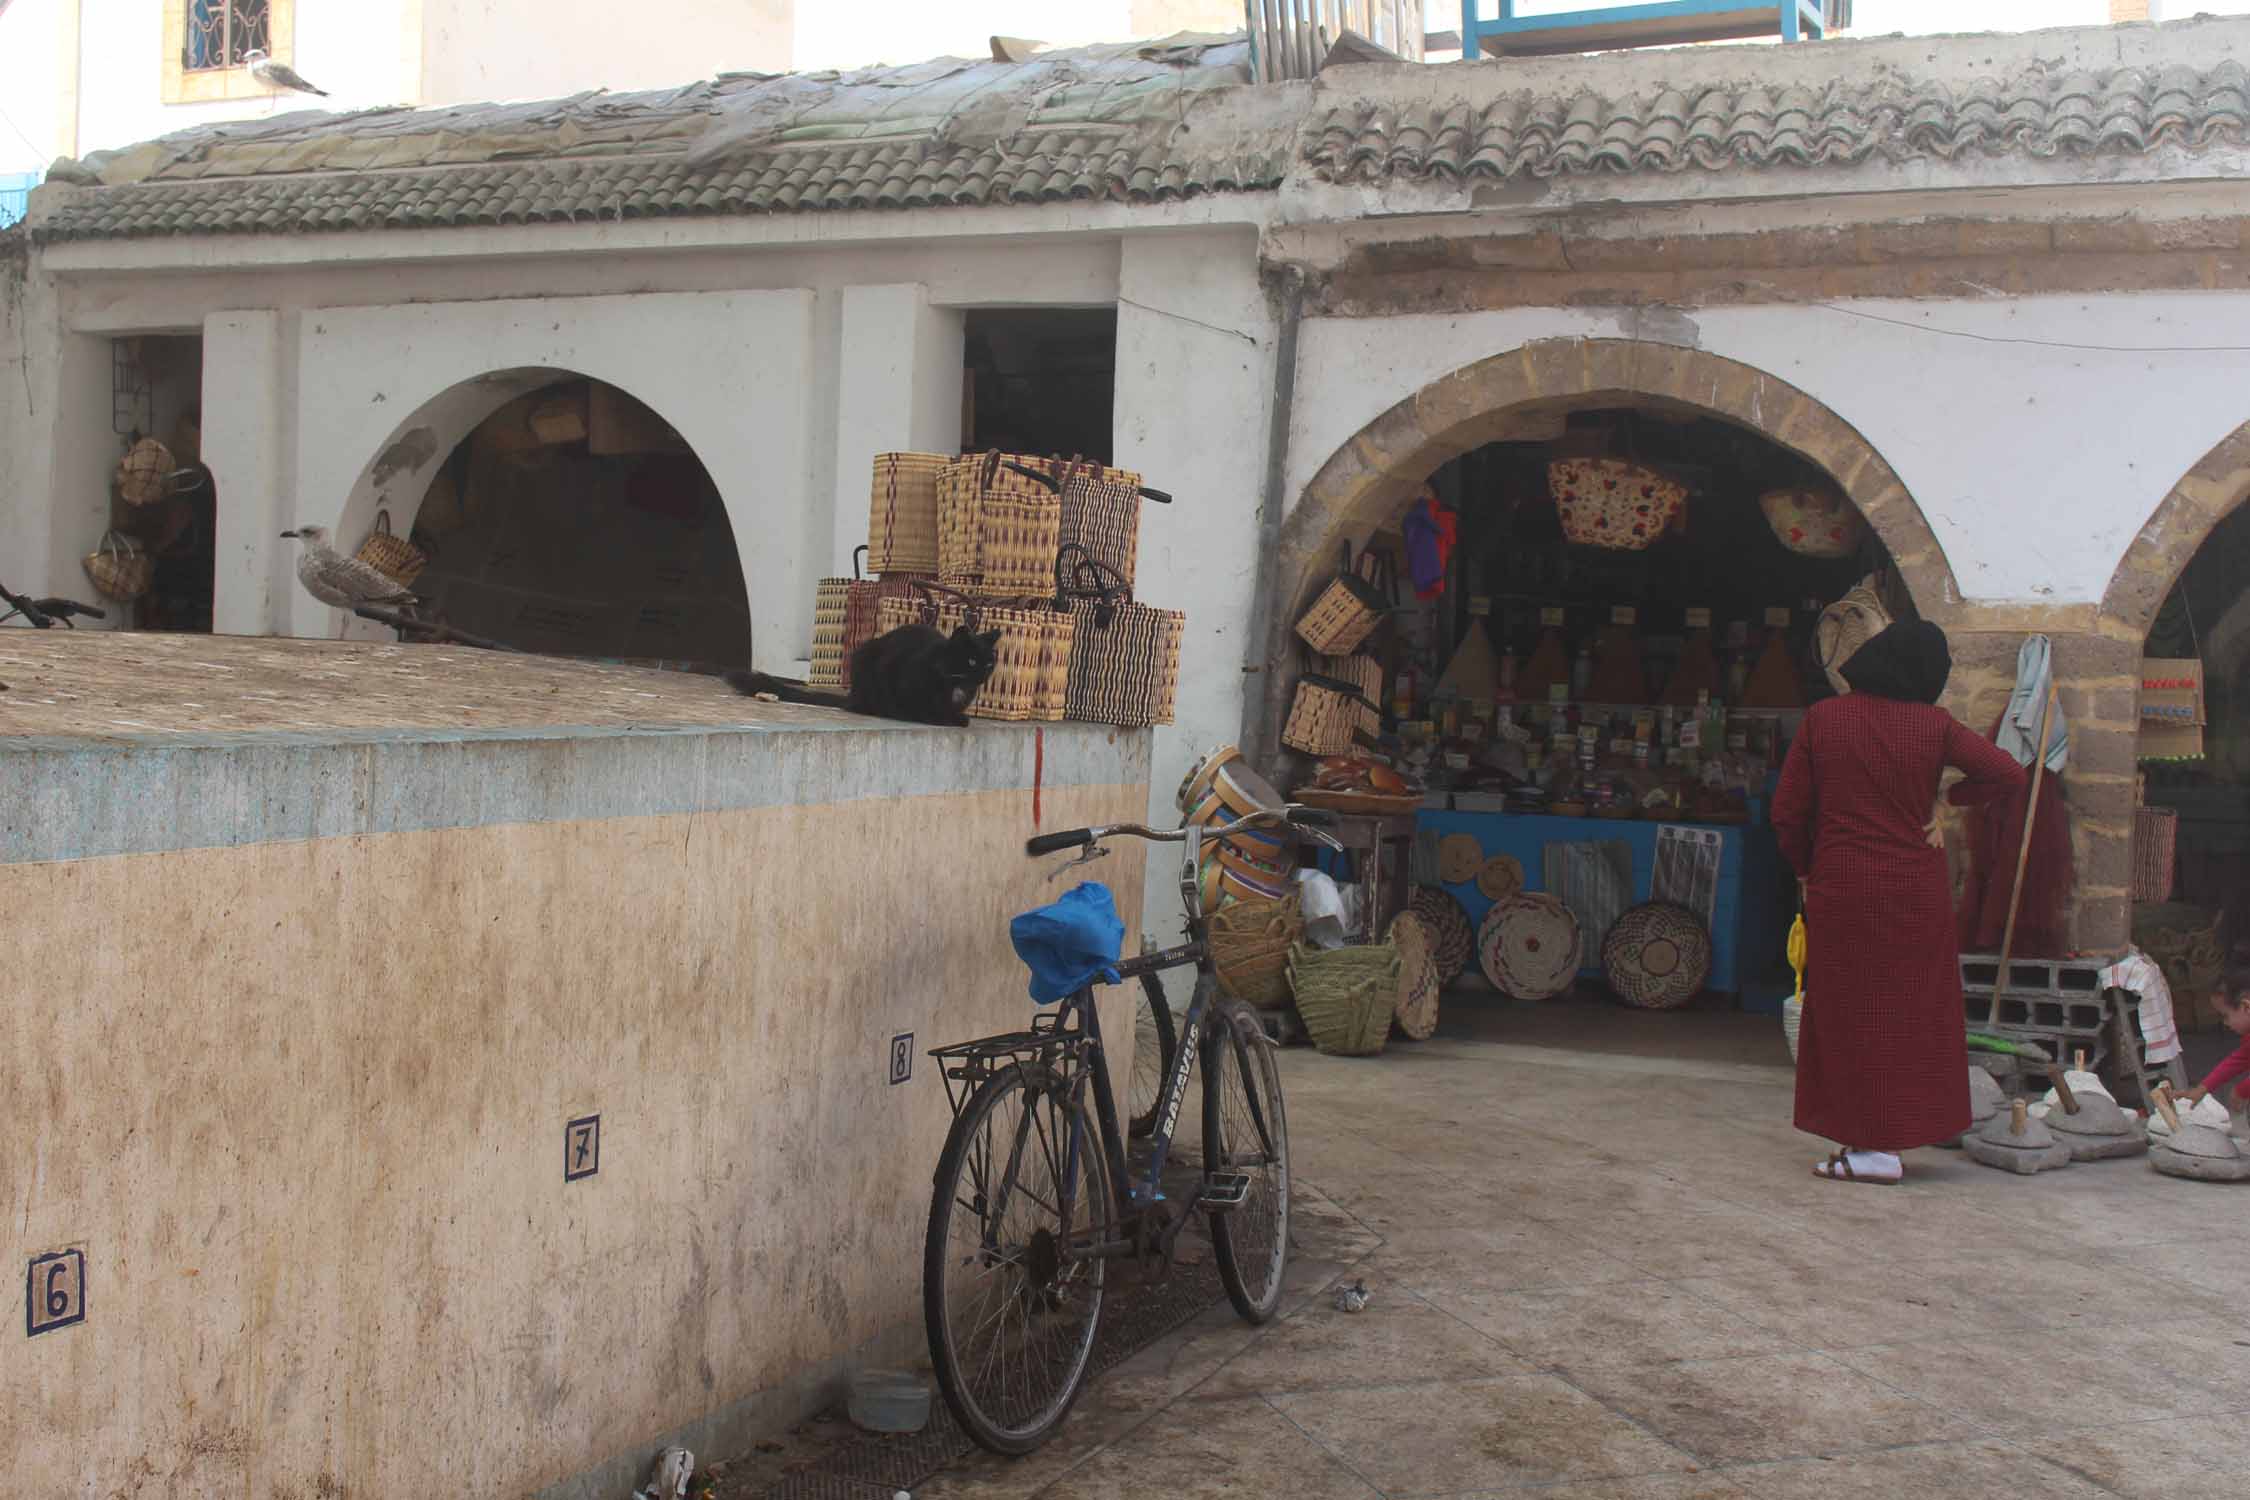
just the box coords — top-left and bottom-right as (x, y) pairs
(1258, 339), (1960, 752)
(326, 372), (752, 666)
(2100, 417), (2250, 1056)
(1259, 338), (1952, 1036)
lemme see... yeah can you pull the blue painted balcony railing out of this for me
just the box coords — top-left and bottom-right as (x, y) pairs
(1461, 0), (1849, 59)
(0, 171), (41, 230)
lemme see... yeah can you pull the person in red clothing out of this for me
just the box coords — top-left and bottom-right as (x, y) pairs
(2184, 964), (2250, 1111)
(1772, 621), (2029, 1183)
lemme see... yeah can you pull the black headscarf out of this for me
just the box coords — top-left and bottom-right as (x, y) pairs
(1841, 620), (1951, 705)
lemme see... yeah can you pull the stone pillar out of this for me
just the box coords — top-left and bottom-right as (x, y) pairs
(831, 285), (964, 577)
(204, 310), (290, 636)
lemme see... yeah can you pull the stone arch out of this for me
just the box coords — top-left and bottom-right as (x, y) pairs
(1253, 337), (1960, 755)
(2097, 418), (2250, 645)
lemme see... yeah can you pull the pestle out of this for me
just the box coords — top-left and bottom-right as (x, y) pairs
(2044, 1063), (2146, 1162)
(1963, 1097), (2072, 1175)
(2148, 1084), (2250, 1183)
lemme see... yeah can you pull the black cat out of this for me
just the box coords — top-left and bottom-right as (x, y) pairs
(727, 623), (1002, 727)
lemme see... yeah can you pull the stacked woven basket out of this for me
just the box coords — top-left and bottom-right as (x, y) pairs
(810, 450), (1184, 726)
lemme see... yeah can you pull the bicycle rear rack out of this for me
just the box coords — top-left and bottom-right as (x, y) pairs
(927, 1011), (1092, 1120)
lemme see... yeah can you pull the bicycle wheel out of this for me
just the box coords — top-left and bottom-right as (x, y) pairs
(924, 1062), (1113, 1455)
(1128, 972), (1179, 1139)
(1203, 996), (1291, 1324)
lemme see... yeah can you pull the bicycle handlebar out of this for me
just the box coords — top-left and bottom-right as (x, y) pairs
(1023, 807), (1337, 858)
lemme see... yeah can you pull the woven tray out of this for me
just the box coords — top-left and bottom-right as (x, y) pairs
(1478, 893), (1582, 1001)
(1409, 887), (1474, 983)
(1389, 912), (1440, 1041)
(1601, 902), (1711, 1010)
(1290, 787), (1424, 816)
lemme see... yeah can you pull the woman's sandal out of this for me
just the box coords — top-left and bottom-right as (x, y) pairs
(1813, 1150), (1901, 1185)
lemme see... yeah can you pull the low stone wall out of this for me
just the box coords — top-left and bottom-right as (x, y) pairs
(0, 638), (1150, 1498)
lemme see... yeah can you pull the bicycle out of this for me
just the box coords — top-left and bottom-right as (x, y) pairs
(921, 802), (1341, 1455)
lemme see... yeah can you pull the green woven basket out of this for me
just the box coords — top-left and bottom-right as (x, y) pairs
(1287, 941), (1400, 1057)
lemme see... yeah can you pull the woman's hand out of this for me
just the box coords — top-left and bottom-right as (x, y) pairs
(1925, 803), (1945, 849)
(2186, 1086), (2210, 1106)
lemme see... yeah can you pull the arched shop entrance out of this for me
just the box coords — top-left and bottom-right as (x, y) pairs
(2103, 416), (2250, 1065)
(341, 373), (753, 665)
(1263, 339), (1953, 1042)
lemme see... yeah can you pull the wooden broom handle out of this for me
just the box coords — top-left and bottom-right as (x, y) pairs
(1991, 677), (2060, 1025)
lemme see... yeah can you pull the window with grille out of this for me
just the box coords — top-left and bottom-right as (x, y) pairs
(185, 0), (271, 72)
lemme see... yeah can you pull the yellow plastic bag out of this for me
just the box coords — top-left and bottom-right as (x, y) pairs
(1782, 912), (1807, 1061)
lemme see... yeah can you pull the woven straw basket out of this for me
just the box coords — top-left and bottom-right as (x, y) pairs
(83, 530), (154, 601)
(1210, 892), (1304, 1006)
(1816, 581), (1891, 695)
(355, 509), (428, 589)
(867, 453), (947, 575)
(1318, 652), (1383, 738)
(114, 437), (176, 508)
(1282, 673), (1367, 757)
(1477, 893), (1582, 1000)
(1761, 486), (1865, 559)
(1287, 940), (1399, 1057)
(810, 575), (851, 690)
(1388, 912), (1441, 1041)
(878, 587), (1071, 722)
(939, 452), (1063, 599)
(1293, 540), (1390, 655)
(1548, 458), (1686, 550)
(1057, 550), (1183, 727)
(2133, 807), (2179, 904)
(1055, 460), (1146, 596)
(1601, 902), (1712, 1010)
(1409, 887), (1475, 983)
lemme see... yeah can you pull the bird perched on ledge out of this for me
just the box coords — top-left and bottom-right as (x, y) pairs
(281, 525), (420, 612)
(244, 48), (329, 97)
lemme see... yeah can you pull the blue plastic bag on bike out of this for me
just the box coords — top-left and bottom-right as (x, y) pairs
(1010, 882), (1124, 1004)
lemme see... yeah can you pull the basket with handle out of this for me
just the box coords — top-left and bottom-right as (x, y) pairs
(1286, 940), (1399, 1057)
(1282, 673), (1371, 757)
(867, 452), (947, 575)
(1209, 891), (1304, 1006)
(838, 546), (930, 693)
(114, 437), (177, 508)
(83, 529), (155, 601)
(1054, 458), (1169, 597)
(354, 508), (429, 590)
(939, 452), (1065, 600)
(1761, 486), (1865, 559)
(810, 573), (852, 690)
(877, 580), (1070, 722)
(1293, 539), (1392, 655)
(1053, 545), (1184, 727)
(1318, 650), (1384, 738)
(1548, 458), (1686, 550)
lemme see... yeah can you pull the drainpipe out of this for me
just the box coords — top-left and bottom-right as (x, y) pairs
(1236, 267), (1306, 773)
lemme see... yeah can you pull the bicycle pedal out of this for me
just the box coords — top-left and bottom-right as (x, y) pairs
(1194, 1172), (1252, 1212)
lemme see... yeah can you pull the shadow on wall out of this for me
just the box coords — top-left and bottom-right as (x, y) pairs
(403, 378), (754, 666)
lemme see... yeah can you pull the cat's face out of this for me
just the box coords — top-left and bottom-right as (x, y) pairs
(944, 628), (1002, 708)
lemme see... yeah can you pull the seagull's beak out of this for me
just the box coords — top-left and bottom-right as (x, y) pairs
(279, 530), (299, 538)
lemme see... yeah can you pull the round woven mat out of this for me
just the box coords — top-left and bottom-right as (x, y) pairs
(1437, 832), (1485, 886)
(1388, 912), (1441, 1041)
(1601, 902), (1712, 1010)
(1477, 893), (1582, 1001)
(1476, 853), (1526, 903)
(1409, 887), (1474, 982)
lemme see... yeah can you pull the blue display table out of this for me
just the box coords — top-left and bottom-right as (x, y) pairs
(1418, 805), (1794, 1011)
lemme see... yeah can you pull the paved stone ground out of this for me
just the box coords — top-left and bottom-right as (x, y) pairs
(913, 1000), (2250, 1500)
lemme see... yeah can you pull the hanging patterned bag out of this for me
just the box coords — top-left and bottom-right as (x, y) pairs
(1053, 545), (1184, 728)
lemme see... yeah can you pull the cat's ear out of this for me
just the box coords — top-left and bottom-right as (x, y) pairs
(976, 629), (1002, 651)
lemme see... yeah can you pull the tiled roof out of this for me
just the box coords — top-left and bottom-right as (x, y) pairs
(1307, 60), (2250, 184)
(34, 137), (1288, 241)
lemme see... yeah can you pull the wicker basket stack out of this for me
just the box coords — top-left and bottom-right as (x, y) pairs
(1210, 892), (1303, 1006)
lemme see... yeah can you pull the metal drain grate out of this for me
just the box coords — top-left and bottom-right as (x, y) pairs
(751, 1257), (1225, 1499)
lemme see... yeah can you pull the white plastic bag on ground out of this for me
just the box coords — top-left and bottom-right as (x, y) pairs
(2148, 1094), (2233, 1136)
(635, 1447), (693, 1500)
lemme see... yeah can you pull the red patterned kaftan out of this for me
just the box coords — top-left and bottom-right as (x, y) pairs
(1772, 693), (2027, 1149)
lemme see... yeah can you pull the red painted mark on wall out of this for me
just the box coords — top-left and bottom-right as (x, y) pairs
(1033, 726), (1044, 826)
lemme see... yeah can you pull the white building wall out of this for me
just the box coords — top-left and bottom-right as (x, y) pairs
(0, 0), (74, 173)
(1285, 293), (2250, 608)
(419, 0), (791, 103)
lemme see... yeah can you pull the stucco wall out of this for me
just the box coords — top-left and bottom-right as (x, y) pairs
(421, 0), (791, 103)
(3, 708), (1151, 1498)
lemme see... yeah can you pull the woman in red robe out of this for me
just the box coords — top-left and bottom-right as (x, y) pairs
(1772, 622), (2027, 1183)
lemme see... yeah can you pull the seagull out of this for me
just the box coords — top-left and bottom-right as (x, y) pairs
(281, 525), (420, 612)
(244, 49), (329, 97)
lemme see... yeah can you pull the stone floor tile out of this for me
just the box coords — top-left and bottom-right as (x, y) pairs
(1828, 1325), (2233, 1437)
(1033, 1394), (1381, 1500)
(1673, 1259), (2017, 1350)
(1269, 1374), (1695, 1494)
(1358, 1225), (1644, 1296)
(1201, 1291), (1526, 1396)
(1731, 1437), (2117, 1498)
(2034, 1411), (2250, 1497)
(1422, 1280), (1800, 1370)
(1562, 1351), (1974, 1464)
